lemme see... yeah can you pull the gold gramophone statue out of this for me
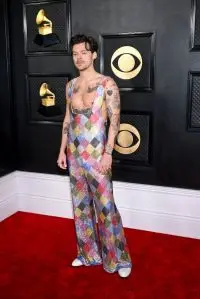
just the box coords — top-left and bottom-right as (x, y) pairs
(40, 83), (55, 106)
(33, 9), (60, 47)
(38, 83), (61, 117)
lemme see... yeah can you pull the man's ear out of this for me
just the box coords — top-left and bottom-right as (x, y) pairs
(93, 51), (97, 60)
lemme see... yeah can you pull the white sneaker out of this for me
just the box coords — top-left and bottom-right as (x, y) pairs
(118, 267), (131, 278)
(71, 258), (83, 267)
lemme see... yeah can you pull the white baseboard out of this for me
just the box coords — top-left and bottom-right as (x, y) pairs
(0, 172), (18, 221)
(0, 170), (200, 239)
(17, 171), (73, 219)
(18, 194), (73, 219)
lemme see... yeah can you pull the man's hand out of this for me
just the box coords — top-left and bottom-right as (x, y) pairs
(57, 151), (67, 169)
(98, 153), (112, 174)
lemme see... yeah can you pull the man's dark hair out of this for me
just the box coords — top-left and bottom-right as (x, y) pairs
(70, 34), (98, 53)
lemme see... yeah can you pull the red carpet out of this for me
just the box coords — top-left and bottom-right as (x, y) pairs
(0, 212), (200, 299)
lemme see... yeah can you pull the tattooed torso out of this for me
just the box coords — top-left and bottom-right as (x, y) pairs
(68, 74), (120, 154)
(70, 74), (120, 131)
(71, 75), (103, 111)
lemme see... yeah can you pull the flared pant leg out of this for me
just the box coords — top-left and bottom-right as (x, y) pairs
(86, 167), (132, 273)
(69, 164), (102, 266)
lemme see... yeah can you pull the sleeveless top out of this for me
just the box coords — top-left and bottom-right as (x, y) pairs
(67, 76), (109, 169)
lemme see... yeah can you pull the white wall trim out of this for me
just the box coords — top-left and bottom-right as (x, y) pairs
(0, 172), (18, 222)
(0, 170), (200, 239)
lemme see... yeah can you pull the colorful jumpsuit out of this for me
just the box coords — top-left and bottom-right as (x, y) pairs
(67, 76), (132, 273)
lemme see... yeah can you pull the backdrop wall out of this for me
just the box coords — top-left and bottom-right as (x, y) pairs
(2, 0), (200, 190)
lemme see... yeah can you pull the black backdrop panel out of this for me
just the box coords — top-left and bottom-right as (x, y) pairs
(100, 33), (155, 91)
(8, 0), (200, 189)
(23, 0), (71, 55)
(113, 113), (151, 165)
(26, 74), (70, 123)
(0, 0), (16, 175)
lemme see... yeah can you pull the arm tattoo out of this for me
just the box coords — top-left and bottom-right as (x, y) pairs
(106, 85), (120, 110)
(63, 122), (69, 135)
(107, 106), (112, 119)
(105, 143), (113, 155)
(105, 114), (119, 154)
(104, 78), (120, 155)
(109, 99), (120, 110)
(110, 114), (120, 135)
(107, 89), (113, 96)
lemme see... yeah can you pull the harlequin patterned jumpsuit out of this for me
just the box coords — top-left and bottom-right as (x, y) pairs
(67, 76), (132, 273)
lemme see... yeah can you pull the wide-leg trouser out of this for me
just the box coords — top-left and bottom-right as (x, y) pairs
(69, 162), (132, 273)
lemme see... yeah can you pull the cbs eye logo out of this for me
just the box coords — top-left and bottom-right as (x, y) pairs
(111, 46), (143, 80)
(114, 123), (141, 154)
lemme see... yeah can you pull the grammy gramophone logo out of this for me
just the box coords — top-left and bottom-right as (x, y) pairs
(33, 9), (60, 47)
(38, 83), (61, 117)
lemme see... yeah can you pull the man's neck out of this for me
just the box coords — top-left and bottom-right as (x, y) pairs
(79, 66), (98, 81)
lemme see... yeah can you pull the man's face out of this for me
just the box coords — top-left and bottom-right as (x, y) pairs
(72, 42), (96, 71)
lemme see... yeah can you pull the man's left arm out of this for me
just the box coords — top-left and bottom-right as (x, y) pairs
(98, 77), (120, 174)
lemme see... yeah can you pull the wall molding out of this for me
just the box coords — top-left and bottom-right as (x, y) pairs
(0, 171), (200, 239)
(0, 172), (18, 221)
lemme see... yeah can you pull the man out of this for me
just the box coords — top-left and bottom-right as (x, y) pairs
(57, 34), (132, 278)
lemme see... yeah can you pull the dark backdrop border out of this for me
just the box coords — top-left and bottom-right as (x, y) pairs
(0, 0), (17, 172)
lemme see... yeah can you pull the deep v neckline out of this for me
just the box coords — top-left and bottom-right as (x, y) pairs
(70, 78), (100, 114)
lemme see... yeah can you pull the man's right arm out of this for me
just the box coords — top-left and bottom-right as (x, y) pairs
(59, 81), (71, 154)
(57, 81), (71, 169)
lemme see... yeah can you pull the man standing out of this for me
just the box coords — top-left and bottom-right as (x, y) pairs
(57, 34), (132, 278)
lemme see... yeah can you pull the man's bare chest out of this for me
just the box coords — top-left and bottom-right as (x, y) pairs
(72, 81), (102, 110)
